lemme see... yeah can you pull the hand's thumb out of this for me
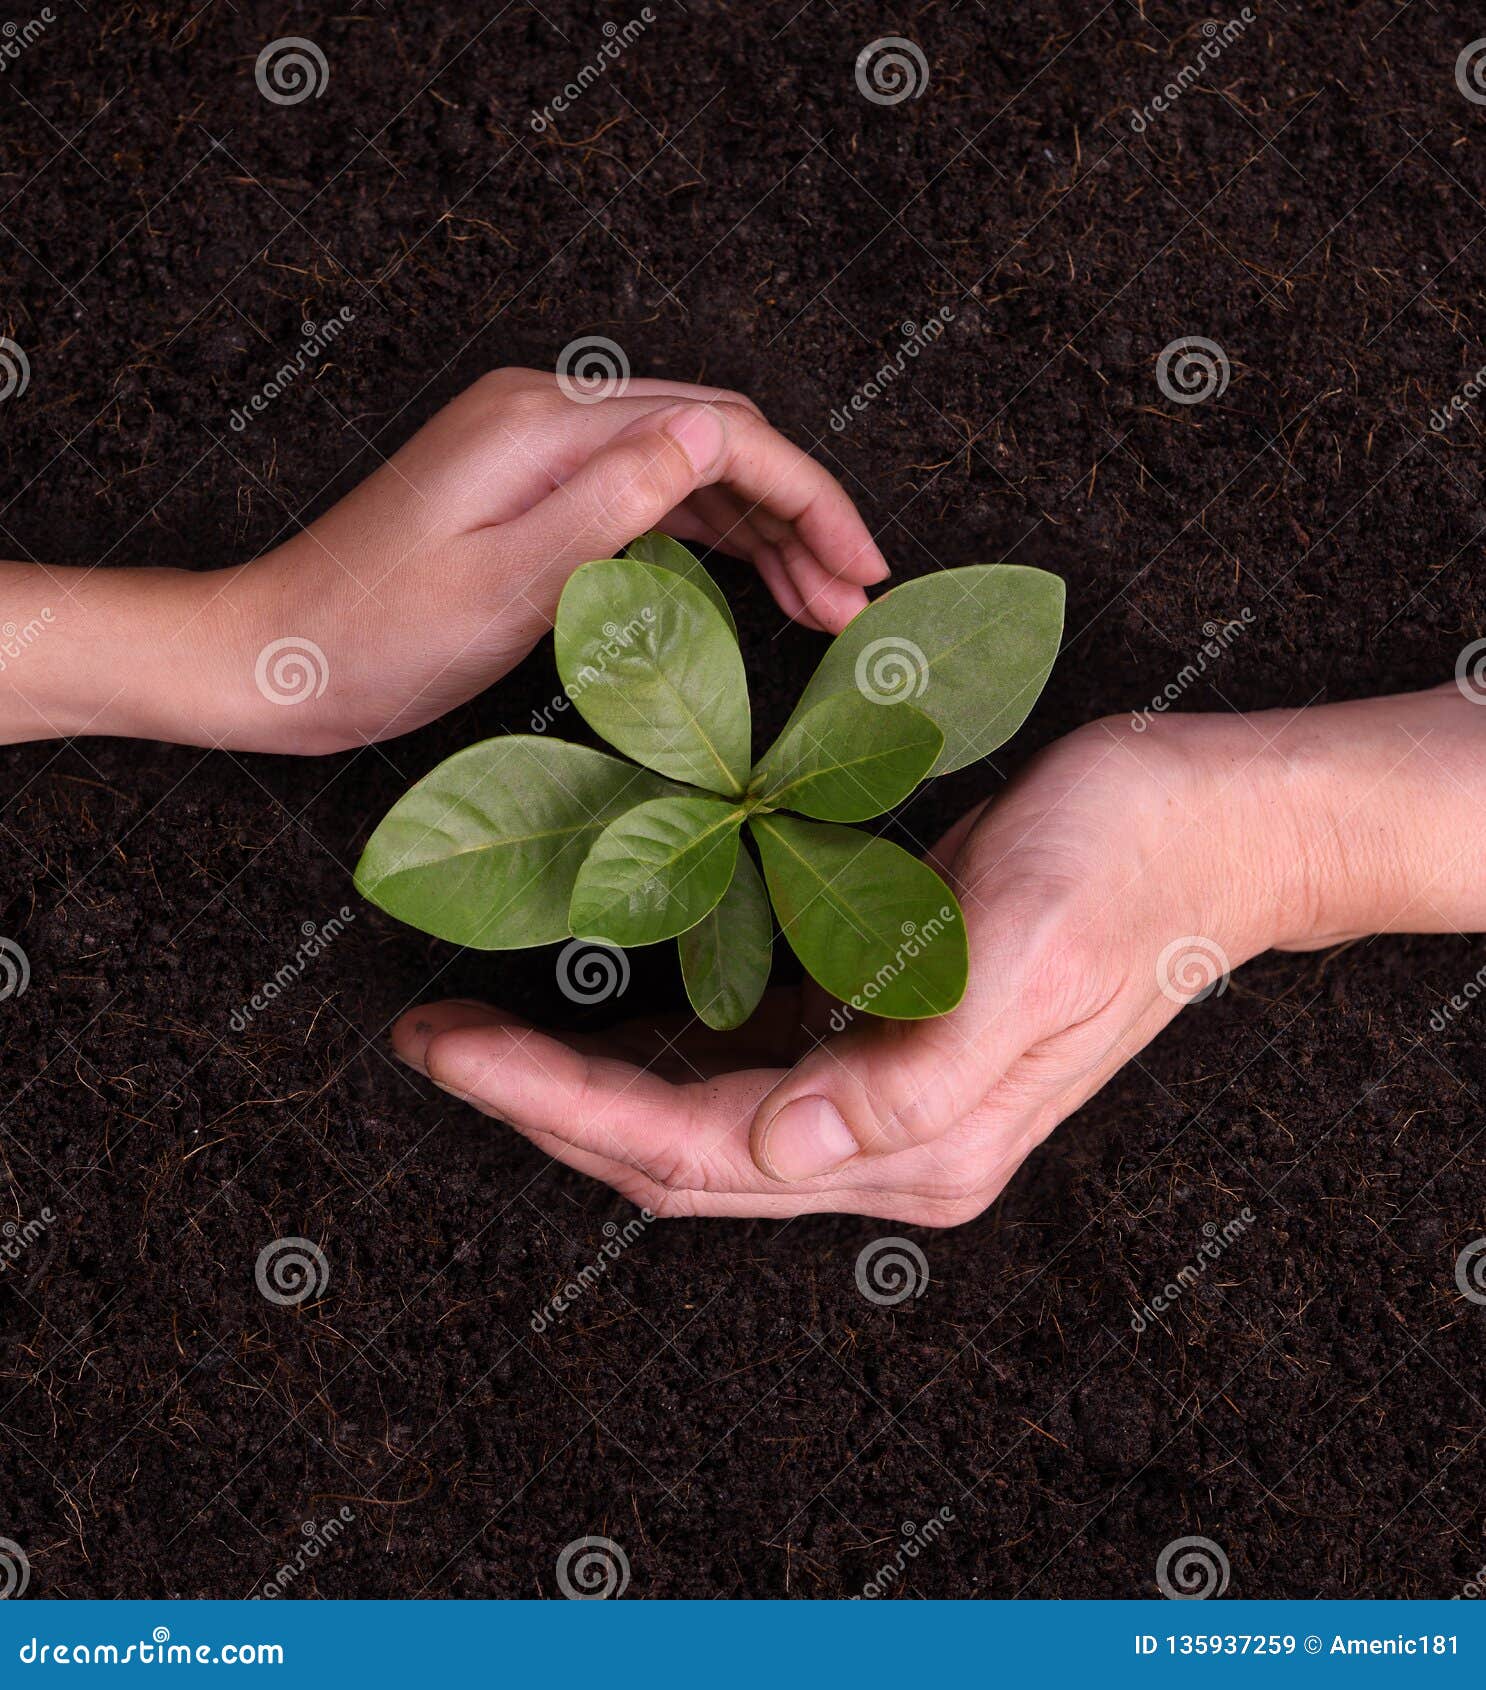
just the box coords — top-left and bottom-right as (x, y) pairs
(749, 1013), (1010, 1183)
(499, 402), (727, 596)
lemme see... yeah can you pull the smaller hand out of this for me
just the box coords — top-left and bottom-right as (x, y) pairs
(391, 713), (1308, 1223)
(206, 368), (886, 752)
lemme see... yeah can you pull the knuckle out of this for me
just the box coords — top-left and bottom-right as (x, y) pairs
(598, 444), (682, 528)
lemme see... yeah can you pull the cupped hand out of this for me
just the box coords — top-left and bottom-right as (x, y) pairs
(390, 713), (1312, 1225)
(209, 367), (886, 752)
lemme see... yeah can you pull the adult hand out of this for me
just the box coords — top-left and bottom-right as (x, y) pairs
(0, 368), (885, 750)
(392, 685), (1486, 1223)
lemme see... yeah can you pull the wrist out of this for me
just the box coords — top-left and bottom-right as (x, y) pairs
(1172, 685), (1486, 955)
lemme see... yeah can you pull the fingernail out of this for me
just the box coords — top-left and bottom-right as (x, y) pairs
(394, 1017), (437, 1075)
(758, 1095), (859, 1182)
(663, 404), (727, 475)
(862, 546), (891, 583)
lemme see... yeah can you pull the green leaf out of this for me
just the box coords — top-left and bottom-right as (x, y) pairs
(784, 564), (1064, 775)
(626, 530), (736, 637)
(353, 738), (676, 950)
(752, 694), (942, 822)
(556, 557), (751, 795)
(679, 846), (773, 1030)
(570, 794), (743, 947)
(750, 814), (967, 1018)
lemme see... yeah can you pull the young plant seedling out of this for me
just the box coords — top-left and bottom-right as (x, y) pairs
(354, 534), (1064, 1030)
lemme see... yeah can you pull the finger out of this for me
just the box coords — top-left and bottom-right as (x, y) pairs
(776, 536), (870, 634)
(748, 826), (1072, 1183)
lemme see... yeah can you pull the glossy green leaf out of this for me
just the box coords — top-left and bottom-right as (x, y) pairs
(556, 557), (751, 795)
(570, 794), (743, 947)
(626, 530), (736, 637)
(784, 564), (1064, 775)
(752, 694), (942, 822)
(679, 845), (773, 1031)
(354, 738), (675, 950)
(750, 814), (967, 1018)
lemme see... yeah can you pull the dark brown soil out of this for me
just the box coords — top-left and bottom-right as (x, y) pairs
(1, 0), (1484, 1599)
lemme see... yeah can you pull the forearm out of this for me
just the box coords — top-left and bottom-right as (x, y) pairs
(1201, 683), (1486, 950)
(0, 561), (234, 746)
